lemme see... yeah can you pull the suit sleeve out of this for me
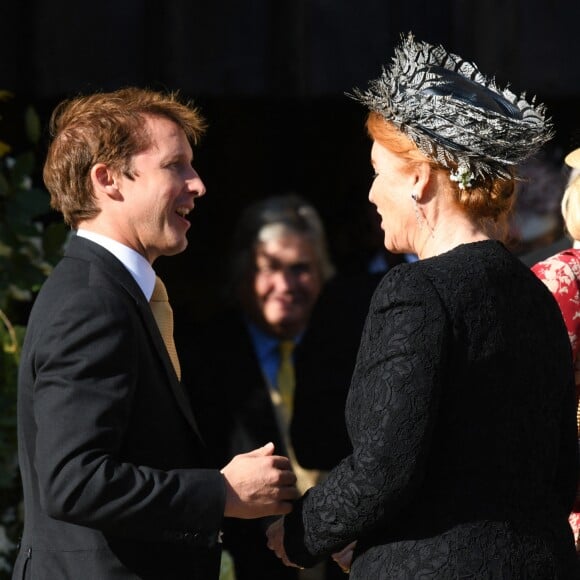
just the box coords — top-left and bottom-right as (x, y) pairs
(284, 267), (449, 564)
(32, 286), (225, 542)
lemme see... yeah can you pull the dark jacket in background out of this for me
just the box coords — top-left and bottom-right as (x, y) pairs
(176, 272), (380, 580)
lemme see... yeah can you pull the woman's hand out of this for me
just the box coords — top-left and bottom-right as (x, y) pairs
(332, 540), (356, 574)
(266, 517), (303, 568)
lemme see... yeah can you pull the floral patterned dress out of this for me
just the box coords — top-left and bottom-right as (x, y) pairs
(532, 248), (580, 550)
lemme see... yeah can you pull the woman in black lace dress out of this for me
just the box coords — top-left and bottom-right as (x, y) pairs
(267, 34), (580, 578)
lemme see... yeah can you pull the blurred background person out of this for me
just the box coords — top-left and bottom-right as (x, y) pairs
(510, 150), (569, 266)
(532, 147), (580, 554)
(176, 194), (357, 580)
(266, 34), (579, 578)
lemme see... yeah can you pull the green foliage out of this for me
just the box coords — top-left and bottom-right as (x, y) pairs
(0, 93), (67, 576)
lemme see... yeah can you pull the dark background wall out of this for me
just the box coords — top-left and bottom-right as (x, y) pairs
(1, 0), (579, 320)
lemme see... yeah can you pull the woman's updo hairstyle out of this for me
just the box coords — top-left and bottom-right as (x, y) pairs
(366, 112), (515, 235)
(354, 34), (553, 239)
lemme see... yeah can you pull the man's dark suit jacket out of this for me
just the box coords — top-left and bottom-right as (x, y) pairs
(175, 272), (380, 580)
(13, 236), (225, 580)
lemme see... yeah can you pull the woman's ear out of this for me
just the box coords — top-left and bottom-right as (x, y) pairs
(411, 161), (432, 202)
(90, 163), (123, 200)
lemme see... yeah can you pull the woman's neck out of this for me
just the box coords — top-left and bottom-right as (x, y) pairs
(415, 207), (490, 259)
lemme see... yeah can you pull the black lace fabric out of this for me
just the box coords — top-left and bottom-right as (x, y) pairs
(284, 241), (580, 579)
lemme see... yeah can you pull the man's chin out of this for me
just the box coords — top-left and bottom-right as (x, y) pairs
(266, 311), (299, 327)
(265, 316), (305, 338)
(164, 237), (189, 257)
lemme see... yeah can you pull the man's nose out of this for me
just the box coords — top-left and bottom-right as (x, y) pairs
(274, 269), (298, 291)
(187, 168), (206, 197)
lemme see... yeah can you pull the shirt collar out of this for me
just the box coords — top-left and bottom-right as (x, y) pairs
(76, 229), (156, 299)
(246, 320), (302, 355)
(246, 321), (281, 362)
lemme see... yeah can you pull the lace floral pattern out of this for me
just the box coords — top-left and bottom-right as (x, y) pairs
(284, 241), (579, 578)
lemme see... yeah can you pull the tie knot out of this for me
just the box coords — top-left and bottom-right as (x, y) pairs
(279, 340), (295, 359)
(151, 276), (168, 302)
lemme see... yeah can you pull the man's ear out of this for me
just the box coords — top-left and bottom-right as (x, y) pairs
(410, 161), (432, 202)
(90, 163), (123, 200)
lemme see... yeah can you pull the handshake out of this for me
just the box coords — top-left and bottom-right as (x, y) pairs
(220, 442), (355, 574)
(220, 441), (299, 519)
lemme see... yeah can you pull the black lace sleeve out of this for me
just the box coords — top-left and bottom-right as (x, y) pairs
(283, 265), (450, 565)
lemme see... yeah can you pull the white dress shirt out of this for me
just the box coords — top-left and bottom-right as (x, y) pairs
(75, 229), (156, 300)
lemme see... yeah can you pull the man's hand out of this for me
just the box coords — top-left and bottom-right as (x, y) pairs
(221, 442), (299, 519)
(266, 516), (302, 568)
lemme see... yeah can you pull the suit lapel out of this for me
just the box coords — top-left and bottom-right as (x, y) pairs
(65, 236), (202, 439)
(135, 298), (203, 440)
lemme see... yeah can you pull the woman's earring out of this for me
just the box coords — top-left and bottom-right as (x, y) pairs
(411, 193), (421, 225)
(411, 192), (435, 238)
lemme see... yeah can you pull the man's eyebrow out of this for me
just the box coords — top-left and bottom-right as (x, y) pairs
(161, 151), (193, 164)
(257, 251), (279, 262)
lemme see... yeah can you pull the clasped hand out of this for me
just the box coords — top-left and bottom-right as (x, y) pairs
(266, 517), (302, 568)
(220, 442), (299, 519)
(266, 517), (356, 574)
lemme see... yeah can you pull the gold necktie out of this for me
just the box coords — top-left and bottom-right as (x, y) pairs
(275, 340), (324, 496)
(277, 340), (295, 417)
(149, 276), (181, 381)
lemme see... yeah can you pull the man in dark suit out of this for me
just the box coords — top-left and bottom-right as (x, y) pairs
(177, 195), (375, 580)
(12, 88), (298, 580)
